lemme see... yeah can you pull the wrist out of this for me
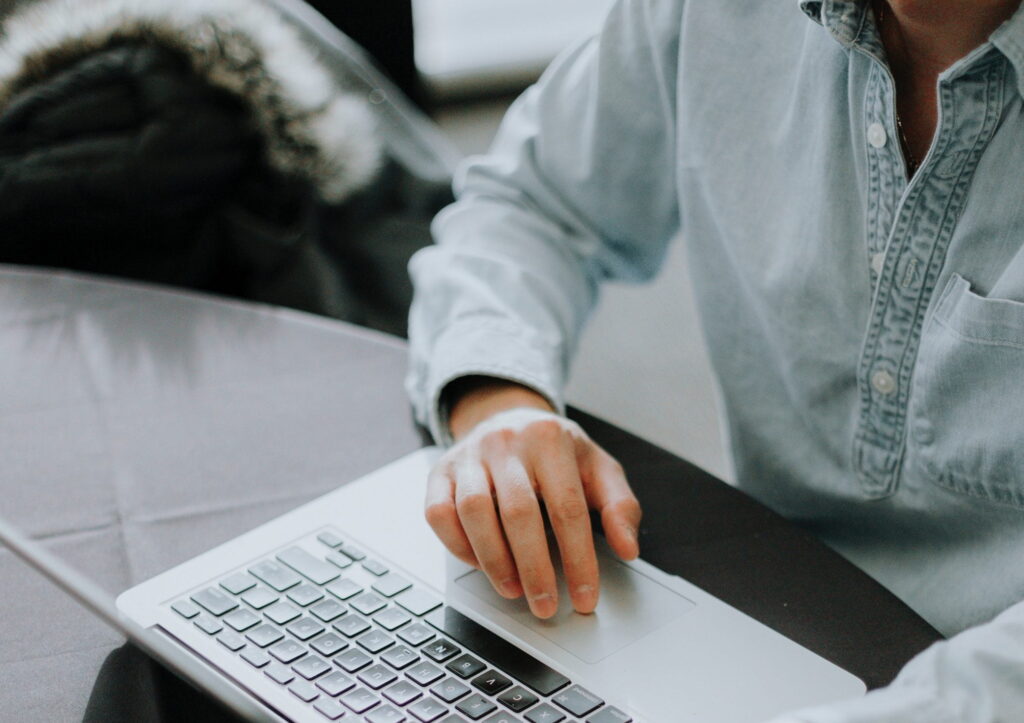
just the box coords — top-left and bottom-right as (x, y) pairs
(445, 377), (555, 441)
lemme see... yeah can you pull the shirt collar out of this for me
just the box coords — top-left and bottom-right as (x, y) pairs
(800, 0), (1024, 97)
(798, 0), (870, 48)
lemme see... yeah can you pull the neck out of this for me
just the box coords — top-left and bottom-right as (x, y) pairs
(880, 1), (1021, 75)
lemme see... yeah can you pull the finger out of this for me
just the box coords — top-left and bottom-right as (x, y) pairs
(579, 447), (642, 561)
(490, 453), (559, 618)
(454, 459), (523, 599)
(529, 424), (599, 614)
(425, 460), (478, 568)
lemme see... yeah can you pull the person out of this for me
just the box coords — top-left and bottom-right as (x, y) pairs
(406, 0), (1024, 720)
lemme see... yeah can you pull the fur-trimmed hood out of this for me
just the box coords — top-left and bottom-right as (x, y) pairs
(0, 0), (381, 203)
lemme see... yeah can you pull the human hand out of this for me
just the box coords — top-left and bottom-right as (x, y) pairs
(425, 381), (642, 619)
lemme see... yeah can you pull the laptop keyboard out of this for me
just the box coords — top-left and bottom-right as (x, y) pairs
(169, 529), (632, 723)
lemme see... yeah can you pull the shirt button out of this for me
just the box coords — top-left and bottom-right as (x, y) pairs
(867, 123), (888, 149)
(871, 369), (896, 396)
(870, 252), (885, 275)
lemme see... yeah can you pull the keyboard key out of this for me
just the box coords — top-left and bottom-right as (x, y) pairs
(375, 607), (413, 631)
(497, 687), (538, 713)
(524, 703), (565, 723)
(194, 616), (223, 635)
(265, 662), (296, 685)
(223, 608), (261, 632)
(357, 629), (395, 654)
(351, 592), (388, 616)
(326, 578), (363, 599)
(341, 686), (380, 713)
(326, 551), (354, 569)
(269, 639), (307, 664)
(191, 587), (237, 616)
(241, 586), (279, 610)
(339, 542), (366, 561)
(456, 693), (497, 720)
(334, 614), (371, 638)
(408, 697), (449, 722)
(586, 707), (631, 723)
(373, 574), (413, 599)
(288, 584), (325, 607)
(311, 632), (348, 657)
(317, 531), (344, 548)
(395, 589), (442, 617)
(483, 712), (524, 723)
(359, 663), (399, 689)
(472, 671), (512, 696)
(363, 558), (390, 576)
(310, 599), (347, 622)
(422, 639), (460, 663)
(446, 654), (485, 680)
(277, 546), (341, 585)
(397, 622), (436, 647)
(290, 679), (321, 703)
(431, 678), (471, 703)
(317, 670), (356, 697)
(240, 647), (271, 668)
(381, 644), (419, 670)
(246, 624), (284, 648)
(384, 679), (423, 706)
(335, 648), (374, 673)
(217, 631), (247, 651)
(314, 697), (347, 720)
(406, 661), (445, 687)
(552, 685), (603, 717)
(294, 654), (332, 680)
(367, 705), (405, 723)
(171, 600), (201, 619)
(287, 617), (326, 641)
(265, 601), (302, 625)
(249, 560), (302, 591)
(220, 572), (257, 595)
(427, 608), (569, 696)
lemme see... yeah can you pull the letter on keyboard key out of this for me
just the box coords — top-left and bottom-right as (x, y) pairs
(249, 560), (302, 591)
(191, 587), (237, 616)
(497, 686), (538, 712)
(317, 670), (356, 697)
(269, 639), (307, 664)
(552, 684), (603, 717)
(277, 546), (340, 585)
(340, 686), (379, 713)
(366, 704), (404, 723)
(246, 624), (284, 648)
(408, 696), (449, 722)
(456, 693), (497, 720)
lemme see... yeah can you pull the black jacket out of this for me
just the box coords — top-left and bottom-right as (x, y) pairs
(0, 0), (458, 335)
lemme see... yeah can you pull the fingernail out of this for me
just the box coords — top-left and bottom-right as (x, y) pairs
(574, 584), (597, 612)
(529, 592), (556, 618)
(500, 578), (522, 598)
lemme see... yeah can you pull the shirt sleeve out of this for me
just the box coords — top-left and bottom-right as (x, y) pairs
(764, 599), (1024, 723)
(405, 0), (685, 444)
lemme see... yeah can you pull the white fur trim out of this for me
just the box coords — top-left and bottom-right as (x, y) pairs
(0, 0), (381, 202)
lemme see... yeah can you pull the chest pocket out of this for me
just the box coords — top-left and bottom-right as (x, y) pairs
(910, 273), (1024, 507)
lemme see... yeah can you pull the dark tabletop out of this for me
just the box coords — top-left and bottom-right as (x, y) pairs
(0, 267), (940, 722)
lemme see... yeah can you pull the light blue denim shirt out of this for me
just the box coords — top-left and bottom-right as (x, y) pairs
(407, 1), (1024, 719)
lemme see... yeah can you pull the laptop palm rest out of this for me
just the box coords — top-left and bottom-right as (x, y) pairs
(454, 542), (695, 664)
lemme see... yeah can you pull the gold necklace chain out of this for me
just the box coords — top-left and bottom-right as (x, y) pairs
(875, 2), (920, 174)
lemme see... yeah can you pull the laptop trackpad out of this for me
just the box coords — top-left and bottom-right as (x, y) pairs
(454, 549), (695, 664)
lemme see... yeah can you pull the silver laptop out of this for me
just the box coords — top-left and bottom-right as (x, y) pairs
(2, 447), (865, 722)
